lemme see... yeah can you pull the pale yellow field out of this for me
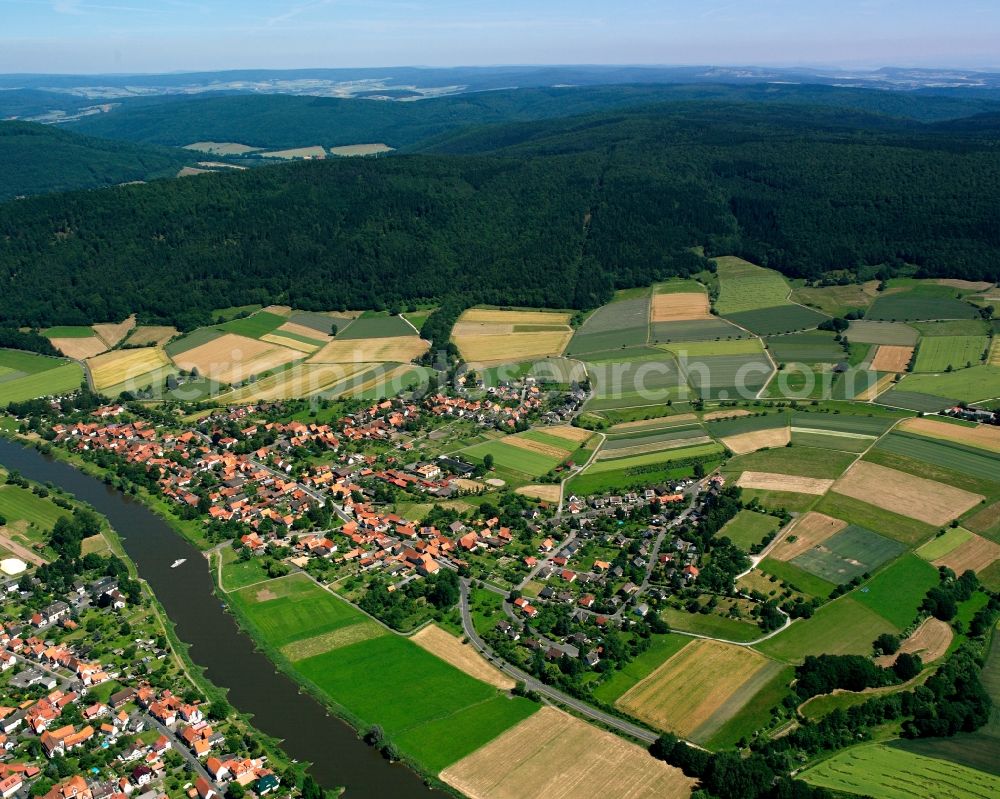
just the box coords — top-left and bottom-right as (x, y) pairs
(456, 331), (573, 364)
(127, 326), (179, 347)
(932, 532), (1000, 574)
(327, 363), (416, 398)
(875, 618), (952, 667)
(516, 484), (563, 503)
(773, 512), (847, 561)
(277, 321), (330, 340)
(721, 426), (790, 455)
(50, 337), (106, 360)
(452, 322), (514, 336)
(702, 409), (751, 421)
(854, 373), (895, 401)
(328, 143), (394, 156)
(543, 425), (594, 443)
(440, 707), (694, 799)
(651, 293), (711, 322)
(737, 471), (834, 495)
(218, 363), (371, 402)
(933, 279), (994, 291)
(184, 141), (261, 155)
(616, 639), (778, 740)
(177, 166), (212, 177)
(282, 621), (384, 662)
(461, 309), (573, 325)
(899, 417), (1000, 453)
(308, 336), (429, 364)
(596, 435), (713, 460)
(832, 461), (983, 526)
(260, 146), (327, 159)
(869, 345), (914, 372)
(172, 333), (302, 384)
(261, 305), (292, 316)
(92, 316), (136, 348)
(505, 436), (571, 460)
(260, 333), (320, 354)
(990, 338), (1000, 366)
(87, 347), (171, 391)
(411, 624), (514, 690)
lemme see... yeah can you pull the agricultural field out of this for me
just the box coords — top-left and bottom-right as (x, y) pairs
(452, 308), (573, 364)
(658, 605), (763, 643)
(462, 432), (578, 479)
(680, 352), (774, 400)
(791, 280), (880, 317)
(650, 317), (750, 343)
(214, 310), (288, 339)
(217, 363), (371, 402)
(126, 326), (179, 347)
(650, 291), (710, 322)
(898, 417), (1000, 453)
(724, 445), (856, 480)
(184, 141), (261, 155)
(713, 257), (791, 314)
(876, 387), (958, 413)
(913, 335), (989, 372)
(866, 282), (981, 322)
(758, 558), (838, 599)
(920, 529), (1000, 576)
(597, 427), (712, 460)
(853, 554), (940, 628)
(585, 351), (691, 409)
(568, 443), (724, 496)
(813, 492), (937, 548)
(171, 333), (302, 385)
(615, 639), (782, 742)
(765, 332), (844, 365)
(440, 707), (694, 799)
(770, 512), (846, 561)
(736, 472), (833, 495)
(337, 314), (415, 339)
(717, 510), (781, 551)
(800, 743), (1000, 799)
(724, 305), (829, 336)
(47, 332), (107, 360)
(566, 294), (651, 355)
(790, 524), (904, 585)
(309, 336), (428, 364)
(411, 624), (514, 690)
(846, 320), (919, 346)
(0, 349), (83, 404)
(92, 316), (136, 348)
(260, 145), (328, 159)
(914, 319), (992, 337)
(328, 143), (394, 156)
(894, 365), (1000, 405)
(591, 634), (690, 704)
(869, 345), (914, 372)
(756, 596), (899, 661)
(868, 433), (1000, 487)
(875, 617), (953, 667)
(830, 461), (983, 526)
(86, 347), (172, 392)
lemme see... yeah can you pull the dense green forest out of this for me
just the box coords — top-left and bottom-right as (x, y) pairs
(1, 102), (999, 328)
(65, 83), (1000, 151)
(0, 121), (196, 201)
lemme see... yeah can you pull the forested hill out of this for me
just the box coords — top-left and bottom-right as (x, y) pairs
(63, 82), (1000, 151)
(0, 121), (196, 201)
(1, 102), (999, 329)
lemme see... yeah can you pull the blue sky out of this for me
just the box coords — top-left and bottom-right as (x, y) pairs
(1, 0), (998, 74)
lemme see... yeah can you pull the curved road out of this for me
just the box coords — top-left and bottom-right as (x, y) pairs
(458, 579), (661, 745)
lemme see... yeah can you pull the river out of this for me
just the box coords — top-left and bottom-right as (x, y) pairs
(0, 437), (432, 799)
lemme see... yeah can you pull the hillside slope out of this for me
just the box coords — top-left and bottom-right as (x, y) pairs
(0, 121), (197, 201)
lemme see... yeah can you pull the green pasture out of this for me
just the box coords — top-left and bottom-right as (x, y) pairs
(725, 446), (855, 480)
(724, 305), (829, 336)
(714, 257), (791, 314)
(846, 320), (919, 346)
(591, 634), (690, 704)
(758, 558), (836, 600)
(718, 510), (781, 551)
(337, 314), (415, 339)
(814, 492), (937, 547)
(790, 525), (904, 585)
(650, 317), (751, 343)
(214, 310), (287, 339)
(854, 554), (941, 628)
(913, 336), (988, 372)
(766, 331), (844, 364)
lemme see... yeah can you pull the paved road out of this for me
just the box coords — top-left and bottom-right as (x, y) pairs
(458, 579), (660, 745)
(142, 712), (220, 789)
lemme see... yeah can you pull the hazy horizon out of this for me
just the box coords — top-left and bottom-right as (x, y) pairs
(2, 1), (998, 75)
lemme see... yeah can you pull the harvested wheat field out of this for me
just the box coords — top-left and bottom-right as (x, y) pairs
(281, 621), (384, 662)
(172, 333), (302, 384)
(932, 532), (1000, 574)
(260, 333), (320, 354)
(329, 143), (394, 156)
(596, 436), (713, 460)
(773, 512), (848, 561)
(456, 331), (573, 364)
(327, 363), (417, 398)
(869, 345), (914, 373)
(309, 336), (428, 364)
(543, 425), (594, 443)
(855, 373), (895, 401)
(875, 618), (953, 668)
(412, 624), (514, 690)
(440, 707), (694, 799)
(261, 304), (292, 316)
(702, 409), (751, 421)
(832, 461), (983, 526)
(92, 316), (136, 348)
(899, 417), (1000, 453)
(127, 326), (179, 347)
(617, 639), (780, 740)
(219, 364), (370, 402)
(990, 338), (1000, 366)
(722, 426), (790, 455)
(50, 337), (106, 360)
(87, 347), (171, 391)
(516, 484), (563, 503)
(462, 309), (573, 326)
(277, 321), (331, 340)
(506, 436), (569, 460)
(651, 293), (711, 322)
(737, 471), (834, 495)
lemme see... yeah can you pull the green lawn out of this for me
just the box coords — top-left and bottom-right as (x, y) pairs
(462, 439), (564, 478)
(854, 554), (940, 628)
(758, 558), (837, 599)
(297, 635), (536, 771)
(916, 528), (973, 562)
(0, 484), (71, 530)
(0, 357), (83, 404)
(660, 339), (764, 357)
(801, 743), (1000, 799)
(591, 635), (691, 704)
(336, 315), (416, 339)
(230, 573), (367, 647)
(756, 596), (899, 662)
(660, 607), (762, 643)
(913, 336), (989, 372)
(43, 325), (95, 338)
(719, 510), (782, 552)
(220, 548), (272, 590)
